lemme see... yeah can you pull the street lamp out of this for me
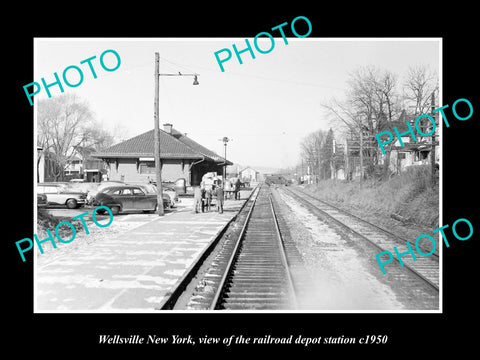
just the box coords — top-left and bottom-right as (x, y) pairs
(154, 52), (199, 216)
(219, 137), (231, 182)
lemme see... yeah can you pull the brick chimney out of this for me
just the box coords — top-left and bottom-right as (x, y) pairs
(163, 123), (172, 134)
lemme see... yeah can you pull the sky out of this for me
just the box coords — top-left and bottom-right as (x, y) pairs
(34, 38), (440, 170)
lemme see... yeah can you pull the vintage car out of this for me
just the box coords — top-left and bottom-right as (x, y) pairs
(114, 182), (179, 208)
(37, 183), (87, 209)
(160, 184), (179, 207)
(37, 193), (48, 207)
(82, 181), (126, 205)
(92, 185), (170, 215)
(172, 178), (194, 196)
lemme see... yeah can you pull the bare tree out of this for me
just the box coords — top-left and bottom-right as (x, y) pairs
(111, 122), (131, 144)
(348, 66), (400, 136)
(375, 70), (401, 176)
(403, 64), (438, 116)
(300, 129), (328, 181)
(83, 125), (115, 151)
(322, 128), (335, 179)
(37, 94), (94, 181)
(323, 66), (402, 179)
(321, 97), (367, 180)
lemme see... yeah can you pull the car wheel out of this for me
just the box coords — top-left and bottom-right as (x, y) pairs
(66, 199), (77, 209)
(111, 206), (120, 215)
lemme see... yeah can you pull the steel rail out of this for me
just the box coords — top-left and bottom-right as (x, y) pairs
(210, 186), (298, 310)
(157, 185), (260, 310)
(268, 194), (298, 309)
(282, 186), (439, 292)
(291, 186), (439, 259)
(209, 186), (260, 310)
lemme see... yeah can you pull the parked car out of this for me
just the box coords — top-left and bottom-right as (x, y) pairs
(135, 181), (179, 207)
(81, 181), (126, 205)
(37, 193), (48, 207)
(92, 185), (170, 215)
(162, 185), (179, 207)
(173, 178), (194, 196)
(173, 178), (187, 195)
(142, 183), (179, 207)
(37, 183), (87, 209)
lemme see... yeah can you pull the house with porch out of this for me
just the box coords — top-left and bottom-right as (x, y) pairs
(379, 110), (439, 174)
(91, 123), (231, 186)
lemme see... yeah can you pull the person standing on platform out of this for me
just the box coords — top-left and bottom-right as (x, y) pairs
(200, 181), (206, 213)
(234, 179), (241, 200)
(215, 184), (224, 214)
(205, 186), (213, 212)
(193, 186), (202, 214)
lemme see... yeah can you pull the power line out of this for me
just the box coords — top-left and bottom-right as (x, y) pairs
(160, 56), (198, 74)
(159, 57), (345, 91)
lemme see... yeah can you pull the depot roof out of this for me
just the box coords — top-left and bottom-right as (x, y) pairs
(92, 127), (232, 165)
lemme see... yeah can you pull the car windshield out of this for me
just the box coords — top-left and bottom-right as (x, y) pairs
(133, 188), (145, 195)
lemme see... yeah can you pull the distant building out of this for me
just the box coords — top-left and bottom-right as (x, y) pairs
(83, 156), (105, 182)
(239, 167), (259, 183)
(38, 151), (106, 182)
(64, 155), (83, 177)
(92, 123), (232, 185)
(379, 110), (439, 173)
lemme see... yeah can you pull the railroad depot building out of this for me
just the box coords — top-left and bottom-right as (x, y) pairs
(92, 123), (231, 186)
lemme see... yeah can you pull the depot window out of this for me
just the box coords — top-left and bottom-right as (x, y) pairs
(139, 161), (155, 174)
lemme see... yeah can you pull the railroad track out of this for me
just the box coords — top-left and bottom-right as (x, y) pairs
(159, 184), (299, 310)
(212, 185), (297, 310)
(279, 186), (440, 292)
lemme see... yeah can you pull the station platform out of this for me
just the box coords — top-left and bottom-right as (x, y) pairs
(35, 190), (251, 312)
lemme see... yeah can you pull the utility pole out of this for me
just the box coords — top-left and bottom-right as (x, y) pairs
(359, 129), (364, 184)
(301, 158), (304, 183)
(344, 139), (349, 181)
(431, 91), (436, 186)
(154, 52), (164, 216)
(220, 137), (230, 182)
(153, 53), (199, 215)
(332, 138), (336, 180)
